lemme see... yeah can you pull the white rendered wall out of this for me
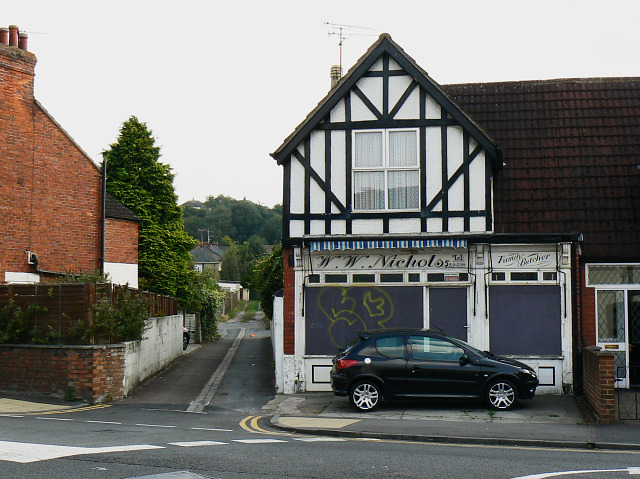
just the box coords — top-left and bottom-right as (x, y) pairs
(104, 262), (138, 289)
(271, 296), (284, 393)
(123, 314), (183, 395)
(4, 272), (40, 283)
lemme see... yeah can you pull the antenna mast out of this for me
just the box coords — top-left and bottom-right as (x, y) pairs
(325, 22), (377, 71)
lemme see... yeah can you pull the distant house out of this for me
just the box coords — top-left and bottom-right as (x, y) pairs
(190, 243), (225, 274)
(181, 200), (204, 210)
(0, 25), (139, 286)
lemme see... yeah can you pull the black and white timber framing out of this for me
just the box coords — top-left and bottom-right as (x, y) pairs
(272, 34), (502, 244)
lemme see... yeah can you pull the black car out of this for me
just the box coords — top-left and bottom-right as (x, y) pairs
(330, 329), (538, 412)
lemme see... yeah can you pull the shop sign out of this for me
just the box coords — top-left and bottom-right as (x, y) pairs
(491, 249), (556, 269)
(311, 249), (468, 271)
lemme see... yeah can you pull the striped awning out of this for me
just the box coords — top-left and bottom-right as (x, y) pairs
(309, 239), (467, 252)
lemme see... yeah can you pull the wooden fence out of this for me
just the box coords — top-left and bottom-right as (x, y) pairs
(0, 283), (177, 344)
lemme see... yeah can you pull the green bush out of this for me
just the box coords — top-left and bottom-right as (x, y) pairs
(0, 300), (47, 344)
(91, 287), (150, 343)
(249, 246), (283, 320)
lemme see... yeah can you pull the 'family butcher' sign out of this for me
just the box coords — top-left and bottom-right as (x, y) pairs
(491, 248), (556, 269)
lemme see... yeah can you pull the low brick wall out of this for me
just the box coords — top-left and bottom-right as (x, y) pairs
(0, 344), (125, 403)
(0, 314), (184, 404)
(582, 346), (616, 423)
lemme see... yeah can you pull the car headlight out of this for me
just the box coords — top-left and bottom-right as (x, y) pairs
(519, 368), (536, 379)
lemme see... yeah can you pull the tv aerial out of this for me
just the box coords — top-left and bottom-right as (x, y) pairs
(325, 22), (377, 71)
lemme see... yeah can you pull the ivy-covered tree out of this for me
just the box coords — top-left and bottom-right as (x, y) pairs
(102, 116), (196, 304)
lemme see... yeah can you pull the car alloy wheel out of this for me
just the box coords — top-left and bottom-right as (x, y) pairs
(349, 380), (381, 412)
(487, 378), (517, 410)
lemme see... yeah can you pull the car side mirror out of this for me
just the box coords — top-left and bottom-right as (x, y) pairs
(459, 354), (470, 366)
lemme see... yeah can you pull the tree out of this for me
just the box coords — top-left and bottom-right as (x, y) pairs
(250, 245), (283, 320)
(184, 270), (225, 341)
(102, 116), (196, 304)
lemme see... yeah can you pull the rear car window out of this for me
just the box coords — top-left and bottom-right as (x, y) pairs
(375, 336), (406, 359)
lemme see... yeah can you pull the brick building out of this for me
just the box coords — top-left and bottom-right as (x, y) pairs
(0, 25), (139, 286)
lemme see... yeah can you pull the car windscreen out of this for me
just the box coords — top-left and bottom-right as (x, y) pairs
(450, 338), (488, 358)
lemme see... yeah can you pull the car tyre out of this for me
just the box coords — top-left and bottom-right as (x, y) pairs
(349, 380), (381, 412)
(486, 378), (518, 410)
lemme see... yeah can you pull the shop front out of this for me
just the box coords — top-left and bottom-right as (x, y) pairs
(278, 239), (574, 395)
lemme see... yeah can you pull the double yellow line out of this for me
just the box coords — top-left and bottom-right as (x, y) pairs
(30, 404), (111, 416)
(239, 415), (289, 436)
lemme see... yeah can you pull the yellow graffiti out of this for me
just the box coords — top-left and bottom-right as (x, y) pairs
(363, 291), (386, 318)
(316, 286), (395, 349)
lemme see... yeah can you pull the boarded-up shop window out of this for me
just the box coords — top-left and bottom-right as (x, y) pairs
(305, 286), (423, 355)
(489, 285), (561, 355)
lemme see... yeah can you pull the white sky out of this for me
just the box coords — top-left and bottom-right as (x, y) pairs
(5, 1), (639, 207)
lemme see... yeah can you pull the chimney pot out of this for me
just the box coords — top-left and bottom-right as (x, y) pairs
(330, 65), (343, 89)
(8, 25), (18, 47)
(0, 28), (8, 46)
(18, 32), (28, 51)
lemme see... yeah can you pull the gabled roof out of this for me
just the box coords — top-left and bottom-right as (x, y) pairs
(271, 33), (501, 166)
(105, 192), (141, 222)
(190, 245), (224, 263)
(444, 78), (640, 260)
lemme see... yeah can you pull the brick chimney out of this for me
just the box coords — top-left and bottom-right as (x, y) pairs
(0, 25), (37, 101)
(0, 25), (29, 51)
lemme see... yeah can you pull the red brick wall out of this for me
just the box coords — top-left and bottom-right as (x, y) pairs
(105, 218), (138, 264)
(282, 247), (295, 355)
(581, 266), (597, 347)
(582, 346), (616, 423)
(0, 344), (125, 403)
(1, 42), (108, 279)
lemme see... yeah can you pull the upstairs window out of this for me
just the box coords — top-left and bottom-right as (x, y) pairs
(353, 129), (419, 210)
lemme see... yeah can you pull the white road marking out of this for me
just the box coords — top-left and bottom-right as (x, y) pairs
(169, 441), (228, 447)
(187, 328), (246, 413)
(86, 420), (122, 425)
(135, 424), (176, 428)
(512, 468), (638, 479)
(292, 437), (347, 442)
(0, 440), (163, 463)
(233, 439), (287, 444)
(0, 415), (23, 418)
(36, 417), (73, 421)
(191, 427), (233, 432)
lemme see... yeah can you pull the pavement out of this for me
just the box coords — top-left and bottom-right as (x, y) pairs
(265, 391), (640, 451)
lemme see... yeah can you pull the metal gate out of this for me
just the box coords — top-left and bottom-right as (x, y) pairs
(617, 387), (640, 420)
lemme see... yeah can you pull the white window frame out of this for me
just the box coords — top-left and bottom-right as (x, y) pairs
(352, 128), (420, 212)
(586, 263), (640, 288)
(587, 263), (640, 389)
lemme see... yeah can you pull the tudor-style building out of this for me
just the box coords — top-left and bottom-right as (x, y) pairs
(271, 34), (579, 395)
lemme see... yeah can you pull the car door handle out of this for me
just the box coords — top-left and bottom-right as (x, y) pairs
(411, 366), (421, 372)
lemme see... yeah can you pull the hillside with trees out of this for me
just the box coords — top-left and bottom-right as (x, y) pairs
(182, 195), (281, 246)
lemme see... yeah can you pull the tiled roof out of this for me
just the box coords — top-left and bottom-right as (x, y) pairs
(190, 245), (223, 263)
(105, 192), (141, 222)
(444, 78), (640, 261)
